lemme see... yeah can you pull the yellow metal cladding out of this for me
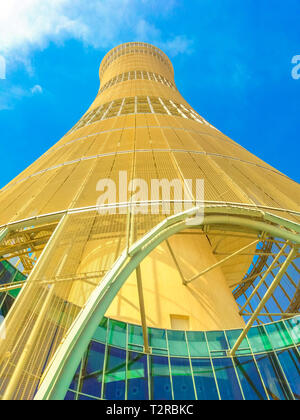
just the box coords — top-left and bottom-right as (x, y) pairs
(0, 42), (299, 400)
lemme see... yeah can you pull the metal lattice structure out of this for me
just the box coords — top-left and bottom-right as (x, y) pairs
(0, 42), (299, 400)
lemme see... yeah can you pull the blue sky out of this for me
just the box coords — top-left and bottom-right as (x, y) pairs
(0, 0), (299, 188)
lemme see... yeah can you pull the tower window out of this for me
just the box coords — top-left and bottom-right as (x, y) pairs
(170, 315), (190, 331)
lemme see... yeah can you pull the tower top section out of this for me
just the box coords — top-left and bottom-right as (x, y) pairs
(99, 42), (174, 84)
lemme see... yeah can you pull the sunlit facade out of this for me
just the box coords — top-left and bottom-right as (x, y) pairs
(0, 42), (299, 400)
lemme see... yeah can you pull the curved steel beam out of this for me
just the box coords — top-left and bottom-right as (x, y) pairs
(33, 207), (300, 400)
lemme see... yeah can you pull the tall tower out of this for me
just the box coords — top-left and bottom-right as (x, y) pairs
(0, 43), (299, 401)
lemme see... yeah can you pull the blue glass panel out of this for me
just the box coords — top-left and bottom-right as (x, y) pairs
(127, 352), (149, 400)
(212, 358), (243, 400)
(149, 328), (167, 350)
(150, 356), (173, 400)
(69, 363), (81, 391)
(255, 353), (293, 400)
(284, 317), (300, 345)
(80, 342), (105, 397)
(187, 331), (209, 357)
(247, 326), (272, 352)
(277, 348), (300, 400)
(170, 357), (195, 400)
(104, 347), (126, 400)
(167, 330), (189, 356)
(65, 391), (76, 400)
(78, 393), (97, 400)
(234, 356), (267, 400)
(191, 359), (219, 400)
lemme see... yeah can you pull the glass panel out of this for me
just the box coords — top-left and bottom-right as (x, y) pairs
(212, 358), (243, 400)
(167, 330), (189, 356)
(255, 353), (293, 400)
(277, 349), (300, 400)
(226, 329), (250, 352)
(206, 331), (228, 352)
(65, 391), (76, 400)
(284, 317), (300, 345)
(94, 317), (108, 343)
(127, 352), (149, 400)
(107, 319), (127, 348)
(191, 359), (219, 400)
(247, 326), (272, 352)
(149, 328), (167, 350)
(78, 393), (96, 400)
(234, 356), (267, 400)
(128, 324), (144, 346)
(69, 363), (81, 391)
(265, 321), (293, 349)
(170, 357), (195, 400)
(80, 342), (105, 398)
(103, 347), (126, 400)
(150, 356), (173, 400)
(187, 331), (209, 357)
(128, 344), (144, 352)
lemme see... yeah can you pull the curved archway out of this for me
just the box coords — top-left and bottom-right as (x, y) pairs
(33, 205), (300, 400)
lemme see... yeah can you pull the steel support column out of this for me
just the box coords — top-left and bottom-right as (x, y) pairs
(230, 245), (297, 356)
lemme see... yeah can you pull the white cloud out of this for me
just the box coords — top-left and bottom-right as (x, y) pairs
(31, 84), (43, 95)
(160, 35), (194, 57)
(0, 0), (193, 64)
(0, 0), (194, 109)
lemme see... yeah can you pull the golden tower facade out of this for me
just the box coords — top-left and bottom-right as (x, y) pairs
(0, 42), (299, 400)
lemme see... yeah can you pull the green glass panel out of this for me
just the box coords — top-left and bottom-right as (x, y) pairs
(247, 326), (272, 353)
(149, 328), (167, 350)
(128, 344), (143, 352)
(167, 330), (189, 356)
(284, 317), (300, 345)
(206, 331), (228, 352)
(152, 348), (168, 356)
(94, 317), (108, 343)
(265, 321), (293, 350)
(107, 319), (127, 348)
(128, 324), (144, 346)
(226, 329), (250, 350)
(186, 331), (209, 357)
(210, 351), (227, 357)
(236, 349), (253, 356)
